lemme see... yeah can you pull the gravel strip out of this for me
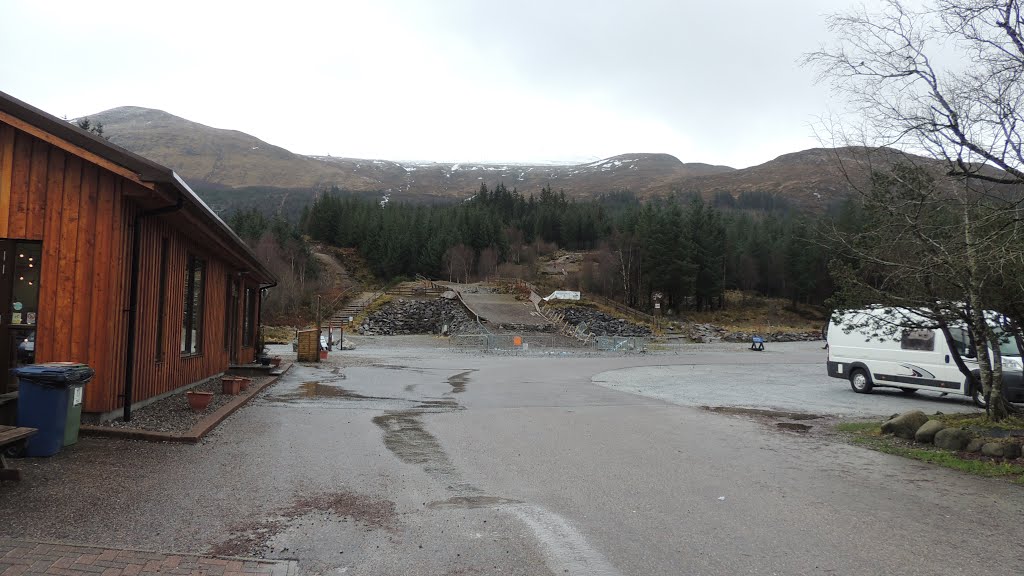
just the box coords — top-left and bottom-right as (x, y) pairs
(94, 375), (274, 433)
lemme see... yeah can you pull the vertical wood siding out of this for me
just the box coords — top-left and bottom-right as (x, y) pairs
(0, 121), (261, 413)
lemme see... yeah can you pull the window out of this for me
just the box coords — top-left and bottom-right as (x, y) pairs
(155, 239), (169, 361)
(181, 255), (205, 355)
(242, 287), (256, 347)
(224, 278), (235, 352)
(900, 329), (935, 351)
(949, 327), (975, 358)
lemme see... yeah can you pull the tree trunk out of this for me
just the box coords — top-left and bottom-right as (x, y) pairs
(970, 301), (1014, 420)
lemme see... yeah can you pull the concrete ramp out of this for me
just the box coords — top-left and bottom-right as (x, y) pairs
(457, 291), (552, 328)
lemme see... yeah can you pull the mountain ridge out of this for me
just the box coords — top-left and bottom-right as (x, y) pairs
(82, 105), (935, 209)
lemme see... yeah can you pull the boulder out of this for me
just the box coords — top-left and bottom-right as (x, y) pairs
(964, 438), (986, 453)
(881, 411), (930, 440)
(981, 441), (1022, 459)
(914, 420), (946, 444)
(933, 428), (972, 451)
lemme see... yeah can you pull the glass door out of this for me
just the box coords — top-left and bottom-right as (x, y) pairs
(0, 241), (41, 394)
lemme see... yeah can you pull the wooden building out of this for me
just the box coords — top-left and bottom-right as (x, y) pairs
(0, 91), (276, 420)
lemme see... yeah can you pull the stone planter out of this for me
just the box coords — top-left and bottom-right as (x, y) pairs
(186, 391), (214, 411)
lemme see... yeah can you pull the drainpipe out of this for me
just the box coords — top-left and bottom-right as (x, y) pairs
(123, 194), (184, 422)
(257, 280), (278, 361)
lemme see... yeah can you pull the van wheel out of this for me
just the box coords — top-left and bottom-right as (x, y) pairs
(899, 387), (918, 394)
(850, 369), (873, 394)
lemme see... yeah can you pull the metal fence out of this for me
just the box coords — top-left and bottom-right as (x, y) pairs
(595, 336), (648, 352)
(449, 333), (591, 351)
(449, 333), (647, 352)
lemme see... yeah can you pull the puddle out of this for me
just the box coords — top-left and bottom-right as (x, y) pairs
(373, 411), (461, 479)
(776, 422), (812, 432)
(274, 381), (393, 402)
(702, 406), (822, 421)
(426, 495), (522, 510)
(447, 370), (474, 394)
(420, 398), (461, 410)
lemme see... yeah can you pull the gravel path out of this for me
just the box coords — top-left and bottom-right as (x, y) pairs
(95, 375), (274, 433)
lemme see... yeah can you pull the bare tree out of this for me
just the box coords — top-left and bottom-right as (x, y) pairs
(807, 0), (1024, 420)
(444, 244), (474, 284)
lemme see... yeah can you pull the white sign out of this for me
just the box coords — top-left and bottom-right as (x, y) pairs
(654, 303), (661, 309)
(543, 290), (581, 301)
(73, 386), (83, 406)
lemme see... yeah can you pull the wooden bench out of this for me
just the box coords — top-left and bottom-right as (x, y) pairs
(0, 425), (37, 481)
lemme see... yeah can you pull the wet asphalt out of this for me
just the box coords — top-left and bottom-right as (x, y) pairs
(2, 340), (1023, 575)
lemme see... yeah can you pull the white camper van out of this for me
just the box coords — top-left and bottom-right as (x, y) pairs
(826, 308), (1024, 407)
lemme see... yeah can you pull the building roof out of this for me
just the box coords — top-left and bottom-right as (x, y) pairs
(0, 90), (276, 285)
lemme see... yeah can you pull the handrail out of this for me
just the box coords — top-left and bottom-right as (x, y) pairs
(322, 285), (359, 319)
(585, 293), (657, 324)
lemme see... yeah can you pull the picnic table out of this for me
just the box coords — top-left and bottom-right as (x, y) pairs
(0, 425), (37, 481)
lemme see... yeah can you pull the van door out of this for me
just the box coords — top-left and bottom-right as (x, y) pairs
(873, 328), (964, 392)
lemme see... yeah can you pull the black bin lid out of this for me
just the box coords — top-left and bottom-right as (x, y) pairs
(11, 362), (94, 385)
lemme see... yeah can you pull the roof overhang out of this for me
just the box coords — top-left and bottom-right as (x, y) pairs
(0, 90), (276, 285)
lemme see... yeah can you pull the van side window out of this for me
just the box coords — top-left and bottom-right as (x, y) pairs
(900, 329), (935, 351)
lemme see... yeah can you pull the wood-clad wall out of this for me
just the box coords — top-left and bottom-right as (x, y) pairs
(0, 120), (262, 414)
(132, 216), (259, 406)
(0, 122), (135, 413)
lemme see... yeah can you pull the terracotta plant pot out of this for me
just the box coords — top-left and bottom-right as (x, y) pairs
(238, 377), (252, 391)
(186, 391), (214, 411)
(222, 376), (243, 395)
(320, 350), (328, 360)
(270, 357), (282, 367)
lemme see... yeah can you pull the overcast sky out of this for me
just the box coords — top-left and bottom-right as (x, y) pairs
(3, 0), (863, 168)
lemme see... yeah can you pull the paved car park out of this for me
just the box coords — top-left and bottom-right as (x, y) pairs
(3, 338), (1018, 576)
(593, 343), (980, 417)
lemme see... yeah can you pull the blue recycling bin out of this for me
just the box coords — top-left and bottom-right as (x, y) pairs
(13, 363), (94, 457)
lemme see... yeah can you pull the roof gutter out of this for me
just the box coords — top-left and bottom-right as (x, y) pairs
(122, 192), (184, 422)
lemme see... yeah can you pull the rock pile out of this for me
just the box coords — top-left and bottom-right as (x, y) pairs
(880, 410), (1023, 458)
(359, 298), (479, 336)
(722, 330), (821, 343)
(557, 306), (652, 337)
(685, 323), (727, 343)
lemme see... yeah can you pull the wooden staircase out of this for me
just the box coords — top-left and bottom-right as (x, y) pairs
(326, 290), (383, 327)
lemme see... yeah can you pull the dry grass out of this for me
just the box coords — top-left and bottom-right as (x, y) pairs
(349, 294), (393, 327)
(262, 325), (296, 344)
(684, 291), (827, 333)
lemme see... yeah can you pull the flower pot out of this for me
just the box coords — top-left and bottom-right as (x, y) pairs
(238, 377), (252, 391)
(222, 377), (243, 395)
(186, 391), (214, 411)
(319, 350), (328, 360)
(270, 357), (282, 367)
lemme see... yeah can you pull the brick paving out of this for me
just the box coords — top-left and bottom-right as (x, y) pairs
(0, 540), (297, 576)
